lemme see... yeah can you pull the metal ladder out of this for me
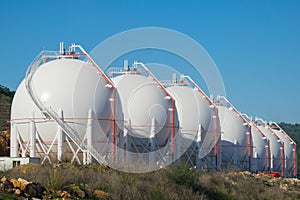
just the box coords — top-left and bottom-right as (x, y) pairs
(25, 51), (108, 165)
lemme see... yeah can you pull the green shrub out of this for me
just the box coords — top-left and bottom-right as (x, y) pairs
(164, 164), (198, 188)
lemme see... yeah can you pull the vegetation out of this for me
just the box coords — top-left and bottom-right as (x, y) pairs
(0, 85), (14, 132)
(0, 85), (15, 99)
(0, 163), (299, 199)
(0, 85), (14, 156)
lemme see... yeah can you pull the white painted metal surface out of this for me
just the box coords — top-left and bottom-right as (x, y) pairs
(250, 125), (269, 171)
(255, 122), (281, 172)
(112, 74), (171, 145)
(272, 128), (294, 176)
(11, 59), (112, 152)
(218, 106), (248, 167)
(167, 85), (211, 141)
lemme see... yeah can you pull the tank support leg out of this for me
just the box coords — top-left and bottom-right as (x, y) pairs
(270, 154), (274, 172)
(125, 119), (131, 166)
(149, 117), (156, 167)
(175, 129), (181, 164)
(57, 108), (65, 162)
(196, 124), (202, 169)
(234, 139), (238, 169)
(10, 122), (19, 157)
(29, 116), (36, 158)
(86, 109), (93, 164)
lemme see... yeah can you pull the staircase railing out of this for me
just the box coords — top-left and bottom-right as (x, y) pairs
(25, 50), (108, 165)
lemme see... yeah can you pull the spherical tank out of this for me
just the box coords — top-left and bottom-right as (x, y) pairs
(166, 85), (211, 142)
(112, 74), (172, 145)
(256, 124), (281, 172)
(251, 125), (269, 171)
(11, 59), (112, 144)
(218, 106), (249, 163)
(273, 129), (294, 177)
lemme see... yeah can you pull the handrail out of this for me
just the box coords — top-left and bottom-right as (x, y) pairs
(215, 95), (252, 170)
(255, 117), (285, 176)
(133, 61), (177, 162)
(269, 121), (297, 177)
(24, 46), (108, 165)
(180, 75), (220, 163)
(163, 74), (220, 169)
(242, 113), (271, 170)
(269, 121), (296, 145)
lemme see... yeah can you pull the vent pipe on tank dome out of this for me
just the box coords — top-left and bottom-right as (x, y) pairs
(59, 42), (64, 55)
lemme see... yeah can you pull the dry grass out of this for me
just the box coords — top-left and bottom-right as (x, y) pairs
(0, 163), (299, 200)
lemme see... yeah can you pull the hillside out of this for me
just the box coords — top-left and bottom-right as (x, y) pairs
(0, 85), (14, 132)
(0, 85), (14, 156)
(0, 164), (299, 199)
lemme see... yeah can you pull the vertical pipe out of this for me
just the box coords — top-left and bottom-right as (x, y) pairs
(86, 109), (93, 164)
(29, 119), (36, 157)
(247, 126), (252, 171)
(119, 111), (125, 164)
(267, 140), (271, 172)
(83, 151), (87, 165)
(10, 121), (18, 157)
(175, 129), (181, 164)
(57, 108), (64, 162)
(294, 144), (297, 177)
(253, 152), (258, 172)
(149, 117), (156, 165)
(111, 89), (116, 161)
(126, 119), (131, 163)
(196, 124), (202, 169)
(171, 99), (175, 163)
(214, 107), (219, 171)
(270, 153), (274, 172)
(234, 139), (238, 168)
(281, 144), (285, 177)
(59, 42), (64, 55)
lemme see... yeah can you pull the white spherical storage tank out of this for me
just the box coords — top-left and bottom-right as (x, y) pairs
(166, 85), (217, 165)
(11, 58), (113, 159)
(256, 124), (282, 173)
(217, 106), (249, 169)
(250, 125), (269, 172)
(112, 73), (174, 146)
(167, 86), (211, 138)
(272, 128), (294, 177)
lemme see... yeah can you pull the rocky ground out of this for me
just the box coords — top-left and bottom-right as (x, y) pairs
(0, 164), (299, 199)
(0, 176), (111, 199)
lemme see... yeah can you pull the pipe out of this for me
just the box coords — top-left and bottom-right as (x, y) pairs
(256, 118), (285, 177)
(57, 108), (64, 162)
(86, 109), (93, 164)
(181, 75), (220, 170)
(216, 96), (252, 171)
(135, 62), (177, 163)
(269, 121), (296, 177)
(242, 113), (271, 172)
(29, 111), (36, 157)
(10, 122), (18, 157)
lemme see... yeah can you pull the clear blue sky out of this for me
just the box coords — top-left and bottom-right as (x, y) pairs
(0, 1), (299, 123)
